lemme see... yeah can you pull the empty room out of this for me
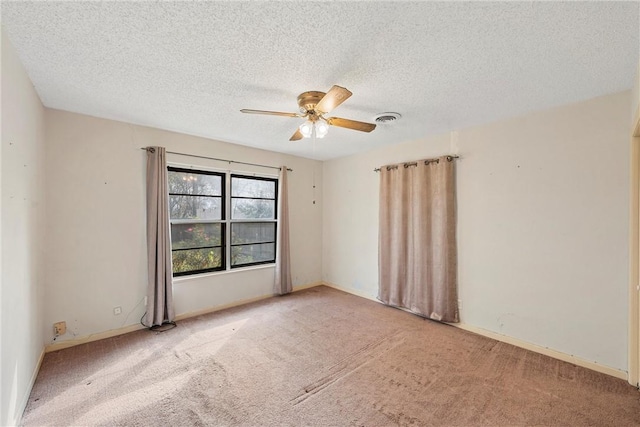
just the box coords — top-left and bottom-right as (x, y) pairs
(2, 1), (640, 426)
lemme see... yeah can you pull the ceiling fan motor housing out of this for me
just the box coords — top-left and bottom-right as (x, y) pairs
(297, 91), (326, 114)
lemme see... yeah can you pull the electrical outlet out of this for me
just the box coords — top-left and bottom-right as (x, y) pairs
(144, 296), (148, 306)
(53, 321), (66, 336)
(458, 299), (463, 309)
(113, 306), (122, 316)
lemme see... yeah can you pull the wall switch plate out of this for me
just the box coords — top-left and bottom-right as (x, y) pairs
(53, 321), (66, 336)
(113, 306), (122, 316)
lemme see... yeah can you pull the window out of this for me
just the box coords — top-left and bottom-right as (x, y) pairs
(167, 167), (278, 276)
(168, 167), (225, 276)
(230, 175), (277, 268)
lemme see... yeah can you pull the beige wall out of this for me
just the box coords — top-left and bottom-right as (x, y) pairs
(43, 109), (323, 345)
(323, 91), (631, 371)
(1, 32), (46, 425)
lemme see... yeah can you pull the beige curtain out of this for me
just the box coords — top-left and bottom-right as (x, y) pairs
(274, 166), (292, 295)
(378, 156), (459, 323)
(145, 147), (175, 326)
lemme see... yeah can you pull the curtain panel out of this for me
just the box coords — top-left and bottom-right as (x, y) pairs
(274, 166), (292, 295)
(378, 156), (459, 323)
(145, 146), (175, 326)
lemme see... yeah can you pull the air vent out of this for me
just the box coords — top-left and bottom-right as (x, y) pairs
(374, 112), (402, 123)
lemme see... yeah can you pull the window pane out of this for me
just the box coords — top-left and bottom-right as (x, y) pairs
(172, 223), (222, 250)
(168, 171), (222, 196)
(172, 247), (223, 274)
(231, 199), (275, 219)
(231, 243), (275, 266)
(231, 177), (275, 198)
(170, 195), (222, 220)
(231, 223), (275, 245)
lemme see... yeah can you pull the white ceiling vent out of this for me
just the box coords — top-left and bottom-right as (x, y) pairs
(374, 112), (402, 124)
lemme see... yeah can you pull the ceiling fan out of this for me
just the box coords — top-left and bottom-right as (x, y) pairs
(240, 85), (376, 141)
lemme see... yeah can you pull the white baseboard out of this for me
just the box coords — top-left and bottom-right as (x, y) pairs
(174, 281), (322, 321)
(322, 281), (628, 381)
(45, 281), (324, 353)
(14, 348), (45, 426)
(453, 323), (627, 381)
(45, 323), (148, 353)
(44, 279), (626, 381)
(322, 281), (380, 302)
(292, 281), (323, 292)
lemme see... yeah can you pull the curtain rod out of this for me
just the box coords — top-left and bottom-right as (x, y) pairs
(141, 147), (292, 172)
(374, 155), (459, 172)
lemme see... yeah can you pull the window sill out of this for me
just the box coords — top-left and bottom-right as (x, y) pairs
(172, 263), (276, 283)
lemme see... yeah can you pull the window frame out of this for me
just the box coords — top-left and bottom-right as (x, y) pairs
(229, 174), (278, 269)
(167, 166), (226, 276)
(167, 166), (279, 277)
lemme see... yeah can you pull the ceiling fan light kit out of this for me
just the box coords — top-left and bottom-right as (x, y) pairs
(315, 120), (329, 137)
(300, 119), (329, 139)
(241, 85), (376, 141)
(299, 120), (314, 138)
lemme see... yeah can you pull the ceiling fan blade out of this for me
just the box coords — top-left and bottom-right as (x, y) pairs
(314, 85), (352, 114)
(327, 117), (376, 133)
(240, 109), (300, 118)
(289, 129), (304, 141)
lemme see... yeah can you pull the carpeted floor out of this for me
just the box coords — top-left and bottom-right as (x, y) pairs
(23, 286), (640, 426)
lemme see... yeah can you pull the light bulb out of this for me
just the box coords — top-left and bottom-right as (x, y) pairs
(316, 121), (329, 138)
(299, 120), (313, 138)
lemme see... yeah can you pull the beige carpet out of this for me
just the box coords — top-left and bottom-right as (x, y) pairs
(23, 286), (640, 426)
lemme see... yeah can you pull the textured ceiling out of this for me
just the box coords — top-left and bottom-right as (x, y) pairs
(2, 2), (638, 160)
